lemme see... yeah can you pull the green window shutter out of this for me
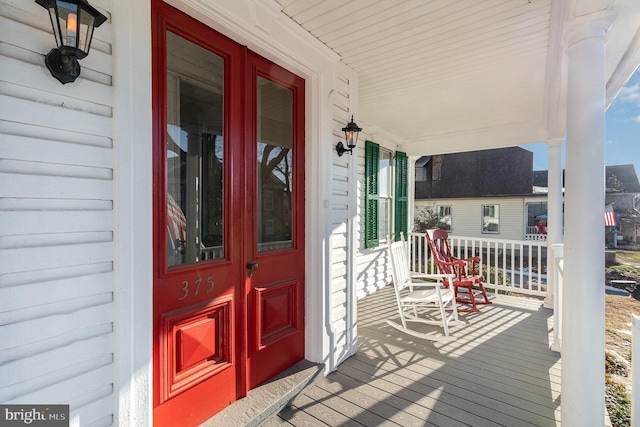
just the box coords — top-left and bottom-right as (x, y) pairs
(394, 151), (408, 241)
(364, 140), (379, 248)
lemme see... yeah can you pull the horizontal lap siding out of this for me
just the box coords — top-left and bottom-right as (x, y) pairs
(356, 248), (389, 298)
(0, 1), (114, 425)
(416, 197), (525, 240)
(499, 199), (526, 241)
(329, 70), (354, 368)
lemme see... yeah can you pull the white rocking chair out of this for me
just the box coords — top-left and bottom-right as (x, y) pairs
(387, 240), (460, 340)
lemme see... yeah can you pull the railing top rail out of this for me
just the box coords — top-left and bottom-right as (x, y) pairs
(408, 232), (548, 248)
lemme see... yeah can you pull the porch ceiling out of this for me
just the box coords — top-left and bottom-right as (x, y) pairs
(276, 0), (640, 156)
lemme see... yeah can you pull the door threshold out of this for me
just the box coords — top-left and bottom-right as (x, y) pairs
(200, 360), (325, 427)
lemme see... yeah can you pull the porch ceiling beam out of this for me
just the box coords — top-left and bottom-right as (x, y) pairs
(398, 123), (548, 156)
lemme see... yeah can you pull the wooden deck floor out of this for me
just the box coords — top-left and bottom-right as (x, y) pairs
(266, 286), (561, 426)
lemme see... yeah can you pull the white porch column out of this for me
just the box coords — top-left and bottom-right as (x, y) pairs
(561, 18), (611, 426)
(544, 138), (564, 309)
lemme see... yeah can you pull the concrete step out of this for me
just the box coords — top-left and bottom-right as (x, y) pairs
(200, 360), (325, 427)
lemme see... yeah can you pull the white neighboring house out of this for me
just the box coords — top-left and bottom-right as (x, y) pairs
(1, 1), (640, 426)
(415, 149), (640, 244)
(604, 164), (640, 244)
(414, 147), (548, 240)
(415, 194), (549, 241)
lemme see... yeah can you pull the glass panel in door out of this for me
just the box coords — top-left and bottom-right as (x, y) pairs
(166, 31), (224, 266)
(256, 76), (293, 252)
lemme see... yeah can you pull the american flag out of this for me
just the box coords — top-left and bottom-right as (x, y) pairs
(605, 204), (616, 227)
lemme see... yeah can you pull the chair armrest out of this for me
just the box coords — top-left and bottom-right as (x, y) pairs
(437, 259), (466, 268)
(451, 256), (480, 274)
(410, 273), (455, 280)
(451, 255), (480, 264)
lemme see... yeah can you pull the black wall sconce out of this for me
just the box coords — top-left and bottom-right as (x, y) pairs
(336, 116), (362, 156)
(36, 0), (107, 84)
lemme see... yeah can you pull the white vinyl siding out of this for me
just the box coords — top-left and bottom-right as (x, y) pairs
(0, 1), (115, 425)
(329, 68), (358, 365)
(415, 198), (525, 241)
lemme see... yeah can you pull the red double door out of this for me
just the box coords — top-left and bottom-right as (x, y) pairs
(151, 3), (305, 425)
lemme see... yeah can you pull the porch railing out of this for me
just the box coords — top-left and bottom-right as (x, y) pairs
(407, 232), (548, 297)
(550, 243), (563, 352)
(525, 226), (547, 241)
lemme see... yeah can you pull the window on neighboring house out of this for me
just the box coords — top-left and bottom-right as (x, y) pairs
(364, 141), (408, 248)
(436, 205), (452, 231)
(482, 204), (500, 233)
(415, 166), (427, 182)
(526, 202), (547, 234)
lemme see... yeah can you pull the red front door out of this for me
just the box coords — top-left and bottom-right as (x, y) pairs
(152, 3), (305, 426)
(244, 53), (306, 389)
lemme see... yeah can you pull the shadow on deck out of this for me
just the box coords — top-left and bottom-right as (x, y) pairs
(268, 285), (561, 426)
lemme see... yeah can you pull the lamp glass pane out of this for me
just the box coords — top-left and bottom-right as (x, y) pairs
(55, 1), (80, 48)
(46, 5), (62, 47)
(345, 130), (355, 148)
(77, 6), (96, 53)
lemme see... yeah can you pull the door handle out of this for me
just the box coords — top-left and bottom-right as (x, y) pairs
(247, 262), (259, 277)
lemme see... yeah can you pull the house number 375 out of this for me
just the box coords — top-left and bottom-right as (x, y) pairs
(177, 276), (214, 300)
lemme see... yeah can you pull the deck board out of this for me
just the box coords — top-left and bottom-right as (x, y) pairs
(275, 285), (561, 426)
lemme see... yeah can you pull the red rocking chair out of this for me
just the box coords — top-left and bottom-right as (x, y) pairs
(425, 229), (492, 313)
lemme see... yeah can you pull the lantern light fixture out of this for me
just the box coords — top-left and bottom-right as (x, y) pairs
(336, 115), (362, 156)
(36, 0), (107, 84)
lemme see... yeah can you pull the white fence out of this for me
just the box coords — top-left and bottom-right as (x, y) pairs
(525, 226), (547, 241)
(550, 244), (563, 352)
(407, 232), (548, 297)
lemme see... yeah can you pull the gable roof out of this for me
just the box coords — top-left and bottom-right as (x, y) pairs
(415, 147), (533, 199)
(417, 147), (640, 199)
(534, 164), (640, 193)
(606, 164), (640, 193)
